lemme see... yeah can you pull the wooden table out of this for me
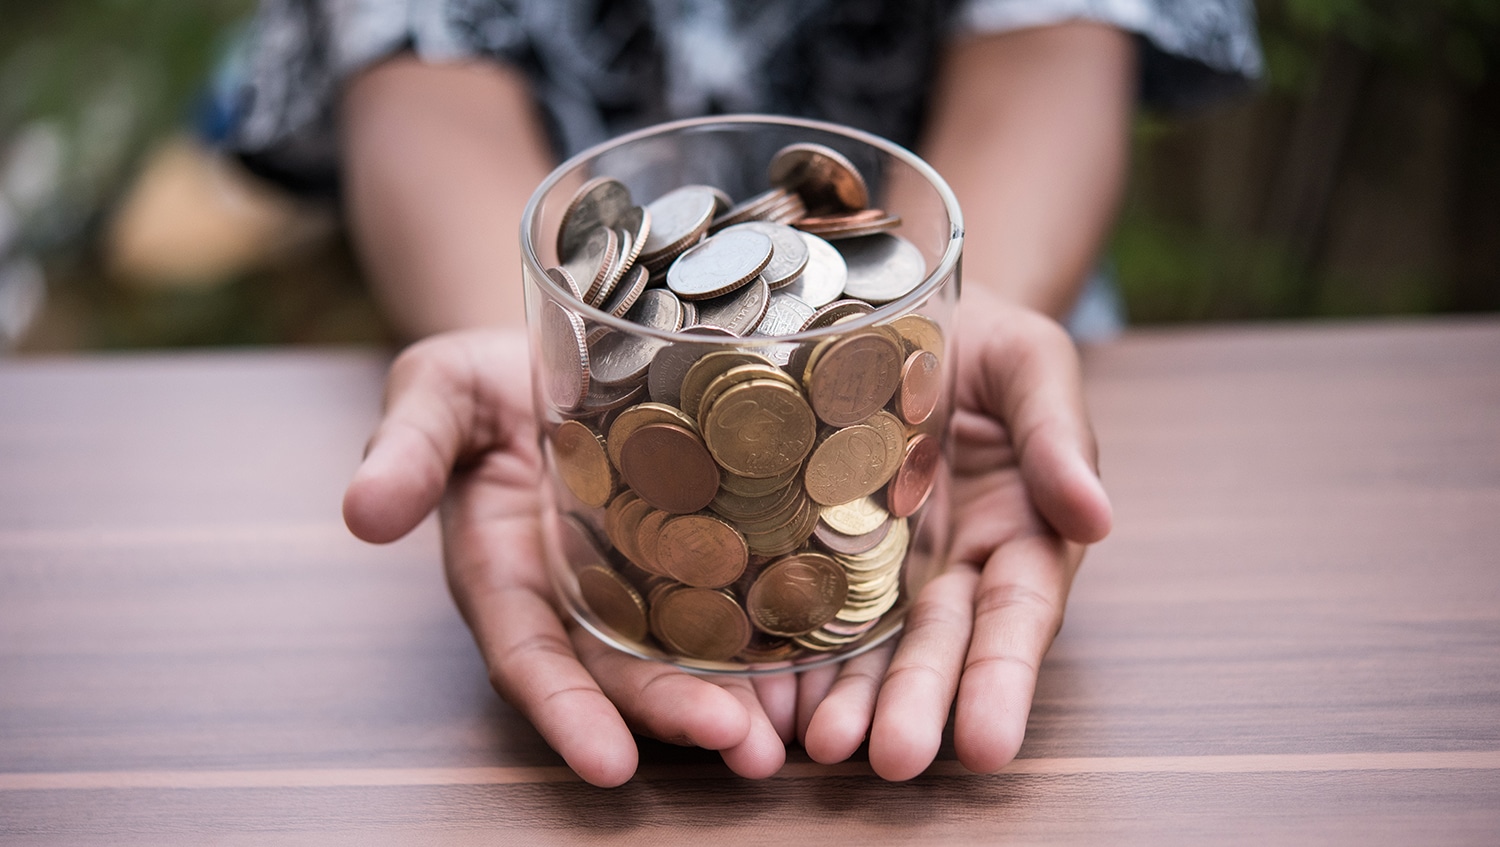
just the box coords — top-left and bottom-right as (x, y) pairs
(2, 318), (1498, 845)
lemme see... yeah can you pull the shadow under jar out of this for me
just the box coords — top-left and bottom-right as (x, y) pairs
(522, 115), (963, 674)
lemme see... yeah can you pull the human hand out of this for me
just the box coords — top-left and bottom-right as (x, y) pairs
(342, 330), (789, 787)
(751, 290), (1112, 779)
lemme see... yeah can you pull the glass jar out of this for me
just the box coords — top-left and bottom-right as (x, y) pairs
(521, 115), (962, 673)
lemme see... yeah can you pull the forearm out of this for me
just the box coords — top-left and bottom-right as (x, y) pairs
(919, 22), (1136, 319)
(340, 55), (556, 339)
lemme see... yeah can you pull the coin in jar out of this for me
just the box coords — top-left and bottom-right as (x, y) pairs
(804, 329), (903, 427)
(557, 177), (634, 260)
(803, 423), (897, 506)
(656, 513), (749, 588)
(551, 420), (616, 508)
(617, 422), (720, 514)
(768, 143), (869, 213)
(638, 185), (718, 268)
(540, 301), (589, 411)
(780, 232), (846, 308)
(700, 379), (817, 479)
(746, 553), (848, 636)
(576, 564), (649, 642)
(692, 275), (770, 336)
(886, 432), (942, 518)
(646, 325), (738, 407)
(649, 587), (752, 662)
(897, 349), (942, 425)
(666, 228), (773, 301)
(719, 221), (809, 289)
(838, 233), (927, 305)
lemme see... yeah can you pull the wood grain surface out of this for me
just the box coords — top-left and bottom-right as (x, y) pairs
(2, 319), (1497, 845)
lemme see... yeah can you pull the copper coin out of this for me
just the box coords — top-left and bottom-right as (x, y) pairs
(656, 513), (750, 588)
(768, 143), (869, 213)
(746, 553), (849, 637)
(701, 380), (817, 479)
(540, 300), (589, 411)
(606, 401), (699, 472)
(604, 491), (650, 567)
(551, 420), (616, 508)
(634, 508), (674, 576)
(667, 228), (773, 301)
(577, 564), (649, 643)
(719, 463), (802, 498)
(805, 330), (903, 427)
(618, 422), (720, 514)
(887, 433), (942, 518)
(557, 176), (633, 261)
(794, 208), (902, 240)
(649, 587), (752, 662)
(803, 423), (897, 506)
(897, 349), (942, 425)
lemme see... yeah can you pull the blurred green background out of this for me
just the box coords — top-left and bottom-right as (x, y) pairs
(1, 0), (1497, 351)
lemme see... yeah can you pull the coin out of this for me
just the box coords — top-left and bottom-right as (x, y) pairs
(551, 420), (616, 508)
(863, 410), (907, 470)
(678, 350), (773, 420)
(562, 226), (619, 304)
(696, 364), (799, 427)
(693, 275), (770, 335)
(557, 176), (634, 261)
(886, 432), (941, 518)
(753, 292), (817, 337)
(639, 185), (717, 267)
(794, 208), (902, 240)
(897, 349), (942, 425)
(604, 491), (651, 568)
(617, 422), (720, 514)
(541, 300), (589, 411)
(820, 496), (891, 536)
(599, 262), (650, 318)
(634, 507), (674, 576)
(768, 143), (869, 213)
(746, 553), (848, 636)
(838, 233), (927, 305)
(720, 221), (809, 289)
(805, 329), (903, 426)
(649, 587), (752, 662)
(812, 516), (891, 556)
(647, 325), (738, 407)
(889, 313), (945, 360)
(545, 266), (583, 301)
(803, 423), (896, 506)
(606, 401), (699, 472)
(780, 232), (846, 307)
(666, 228), (773, 301)
(701, 379), (817, 479)
(656, 513), (749, 588)
(577, 564), (649, 642)
(802, 298), (874, 331)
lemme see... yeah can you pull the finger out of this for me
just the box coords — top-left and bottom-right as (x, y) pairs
(867, 567), (979, 780)
(751, 673), (799, 744)
(344, 331), (531, 543)
(714, 678), (789, 779)
(575, 634), (752, 753)
(963, 305), (1111, 543)
(800, 640), (894, 763)
(794, 664), (839, 747)
(451, 537), (639, 788)
(953, 533), (1078, 774)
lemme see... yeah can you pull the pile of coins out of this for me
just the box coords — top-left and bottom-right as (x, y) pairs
(539, 142), (949, 667)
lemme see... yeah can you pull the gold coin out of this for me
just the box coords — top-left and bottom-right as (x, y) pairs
(888, 313), (944, 360)
(804, 329), (903, 427)
(649, 587), (752, 662)
(606, 402), (699, 472)
(696, 363), (796, 430)
(719, 463), (803, 498)
(577, 564), (649, 642)
(743, 495), (820, 557)
(746, 553), (848, 636)
(604, 491), (653, 569)
(551, 420), (616, 508)
(820, 496), (890, 536)
(804, 423), (897, 506)
(864, 410), (906, 469)
(701, 380), (817, 479)
(711, 477), (803, 523)
(679, 351), (775, 420)
(656, 513), (749, 589)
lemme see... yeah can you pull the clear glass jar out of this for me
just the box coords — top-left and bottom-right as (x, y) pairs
(521, 115), (962, 673)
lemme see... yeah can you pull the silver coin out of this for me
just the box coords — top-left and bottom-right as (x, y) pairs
(545, 266), (583, 301)
(721, 221), (808, 289)
(599, 262), (650, 318)
(648, 325), (738, 407)
(541, 301), (589, 410)
(562, 227), (618, 304)
(639, 185), (717, 263)
(588, 289), (682, 387)
(557, 176), (633, 262)
(693, 276), (770, 336)
(838, 234), (927, 305)
(753, 291), (817, 337)
(781, 232), (846, 307)
(589, 227), (632, 308)
(802, 298), (875, 331)
(666, 228), (773, 301)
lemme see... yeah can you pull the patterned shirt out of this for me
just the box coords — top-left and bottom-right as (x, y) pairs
(230, 0), (1262, 193)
